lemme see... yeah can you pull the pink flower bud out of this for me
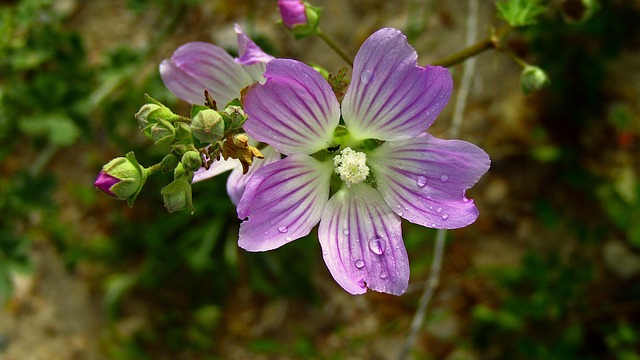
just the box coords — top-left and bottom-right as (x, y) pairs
(94, 172), (120, 197)
(278, 0), (308, 29)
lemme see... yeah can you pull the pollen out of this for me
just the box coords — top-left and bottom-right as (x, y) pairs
(333, 147), (370, 187)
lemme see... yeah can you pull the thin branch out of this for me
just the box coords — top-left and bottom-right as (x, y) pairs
(431, 25), (511, 68)
(315, 28), (354, 67)
(398, 0), (479, 358)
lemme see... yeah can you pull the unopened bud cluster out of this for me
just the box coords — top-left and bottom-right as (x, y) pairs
(95, 95), (264, 213)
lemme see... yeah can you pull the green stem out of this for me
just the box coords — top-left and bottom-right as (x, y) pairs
(315, 28), (354, 67)
(431, 25), (512, 67)
(145, 163), (163, 176)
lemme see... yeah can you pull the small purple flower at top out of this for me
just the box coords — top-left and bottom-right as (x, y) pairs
(278, 0), (308, 28)
(239, 28), (490, 295)
(159, 25), (278, 205)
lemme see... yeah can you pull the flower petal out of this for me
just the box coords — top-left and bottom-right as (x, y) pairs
(341, 28), (453, 141)
(159, 42), (254, 106)
(234, 24), (274, 67)
(226, 146), (281, 205)
(318, 184), (409, 295)
(369, 133), (490, 229)
(237, 154), (333, 251)
(242, 59), (341, 155)
(192, 157), (238, 183)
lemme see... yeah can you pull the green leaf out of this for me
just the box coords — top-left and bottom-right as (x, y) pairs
(496, 0), (547, 26)
(18, 114), (80, 146)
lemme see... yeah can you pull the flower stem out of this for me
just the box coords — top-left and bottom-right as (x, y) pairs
(431, 25), (512, 68)
(145, 163), (163, 176)
(314, 28), (354, 67)
(399, 1), (480, 358)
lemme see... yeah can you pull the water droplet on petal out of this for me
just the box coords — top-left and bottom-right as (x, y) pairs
(380, 270), (388, 279)
(361, 69), (374, 84)
(417, 175), (427, 187)
(285, 236), (292, 241)
(440, 174), (449, 182)
(355, 259), (365, 269)
(368, 236), (385, 255)
(442, 213), (449, 220)
(431, 223), (436, 227)
(436, 207), (443, 214)
(278, 225), (288, 233)
(343, 229), (350, 236)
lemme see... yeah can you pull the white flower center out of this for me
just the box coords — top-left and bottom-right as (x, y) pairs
(333, 147), (370, 187)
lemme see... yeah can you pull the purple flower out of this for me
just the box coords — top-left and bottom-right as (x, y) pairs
(160, 24), (274, 107)
(278, 0), (308, 28)
(239, 28), (490, 295)
(159, 25), (278, 204)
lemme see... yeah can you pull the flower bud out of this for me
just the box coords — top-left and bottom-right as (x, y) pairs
(190, 109), (224, 144)
(520, 65), (550, 95)
(161, 178), (194, 213)
(150, 118), (176, 144)
(181, 150), (202, 172)
(135, 103), (179, 128)
(160, 153), (179, 173)
(94, 152), (146, 207)
(220, 105), (247, 129)
(278, 0), (321, 38)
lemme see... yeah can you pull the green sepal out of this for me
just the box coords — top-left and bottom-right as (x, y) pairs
(161, 178), (195, 214)
(125, 151), (147, 207)
(291, 3), (322, 39)
(190, 104), (209, 119)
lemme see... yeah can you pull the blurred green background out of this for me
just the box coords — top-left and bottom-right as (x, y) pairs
(1, 0), (639, 359)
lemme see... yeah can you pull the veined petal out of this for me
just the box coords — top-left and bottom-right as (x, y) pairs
(237, 154), (333, 251)
(226, 146), (281, 205)
(234, 24), (275, 67)
(160, 42), (254, 106)
(341, 28), (453, 141)
(243, 59), (341, 155)
(192, 157), (239, 183)
(318, 184), (409, 295)
(369, 133), (490, 229)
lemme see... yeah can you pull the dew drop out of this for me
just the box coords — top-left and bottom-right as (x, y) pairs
(431, 223), (436, 227)
(398, 160), (405, 168)
(278, 225), (288, 233)
(368, 236), (385, 255)
(416, 175), (427, 187)
(436, 207), (443, 214)
(442, 213), (449, 220)
(358, 278), (367, 288)
(355, 259), (365, 269)
(380, 270), (389, 279)
(440, 174), (449, 182)
(361, 69), (374, 84)
(285, 236), (292, 241)
(343, 229), (350, 236)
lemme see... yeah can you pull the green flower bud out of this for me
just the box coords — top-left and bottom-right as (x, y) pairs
(220, 105), (248, 129)
(135, 103), (179, 127)
(174, 122), (192, 141)
(520, 65), (550, 95)
(190, 109), (224, 144)
(94, 152), (146, 207)
(150, 118), (176, 144)
(181, 151), (202, 172)
(161, 178), (194, 213)
(160, 153), (179, 173)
